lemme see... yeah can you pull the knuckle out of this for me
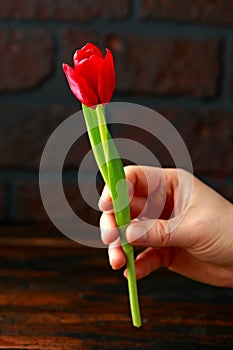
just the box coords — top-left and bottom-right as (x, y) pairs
(155, 220), (171, 247)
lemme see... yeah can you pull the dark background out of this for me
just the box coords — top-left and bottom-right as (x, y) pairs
(0, 0), (232, 236)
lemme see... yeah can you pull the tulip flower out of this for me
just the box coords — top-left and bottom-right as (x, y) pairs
(63, 43), (116, 108)
(63, 43), (141, 327)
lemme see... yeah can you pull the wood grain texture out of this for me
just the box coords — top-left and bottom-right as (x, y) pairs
(0, 244), (232, 349)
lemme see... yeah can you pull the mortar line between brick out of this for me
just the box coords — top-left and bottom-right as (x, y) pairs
(130, 0), (141, 21)
(0, 169), (38, 180)
(0, 169), (97, 183)
(221, 37), (233, 99)
(0, 20), (233, 39)
(46, 23), (62, 81)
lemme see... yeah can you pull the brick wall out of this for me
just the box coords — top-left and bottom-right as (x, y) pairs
(0, 0), (232, 237)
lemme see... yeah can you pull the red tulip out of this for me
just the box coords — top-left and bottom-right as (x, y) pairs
(63, 43), (116, 108)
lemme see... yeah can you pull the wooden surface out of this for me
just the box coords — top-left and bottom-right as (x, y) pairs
(0, 230), (233, 349)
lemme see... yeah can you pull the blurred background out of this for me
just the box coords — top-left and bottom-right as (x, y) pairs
(0, 0), (232, 244)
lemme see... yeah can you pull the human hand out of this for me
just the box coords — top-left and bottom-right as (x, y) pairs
(99, 166), (233, 288)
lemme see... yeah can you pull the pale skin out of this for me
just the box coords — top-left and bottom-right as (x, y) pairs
(99, 166), (233, 288)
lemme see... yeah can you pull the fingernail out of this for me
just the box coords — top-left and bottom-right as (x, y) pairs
(126, 224), (147, 243)
(100, 228), (116, 245)
(109, 254), (118, 269)
(98, 197), (105, 210)
(109, 256), (115, 268)
(98, 198), (113, 213)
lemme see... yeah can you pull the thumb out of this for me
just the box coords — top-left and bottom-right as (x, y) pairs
(126, 218), (186, 248)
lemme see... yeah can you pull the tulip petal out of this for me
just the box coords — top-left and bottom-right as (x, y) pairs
(74, 43), (103, 65)
(98, 49), (116, 104)
(63, 63), (98, 107)
(76, 55), (103, 95)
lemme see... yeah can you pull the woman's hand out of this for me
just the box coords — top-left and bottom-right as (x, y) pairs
(99, 166), (233, 288)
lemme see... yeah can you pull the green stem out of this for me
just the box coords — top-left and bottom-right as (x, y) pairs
(82, 104), (109, 188)
(96, 105), (110, 182)
(93, 104), (142, 328)
(119, 228), (142, 327)
(96, 104), (109, 162)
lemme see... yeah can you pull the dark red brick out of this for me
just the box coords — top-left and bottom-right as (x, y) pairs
(0, 184), (7, 221)
(0, 0), (130, 20)
(159, 108), (233, 176)
(9, 105), (233, 222)
(0, 105), (79, 169)
(15, 180), (100, 226)
(110, 36), (220, 98)
(61, 30), (220, 98)
(61, 30), (103, 64)
(64, 181), (101, 227)
(111, 107), (233, 177)
(14, 181), (83, 223)
(14, 182), (83, 224)
(0, 29), (53, 92)
(1, 103), (232, 178)
(141, 0), (233, 25)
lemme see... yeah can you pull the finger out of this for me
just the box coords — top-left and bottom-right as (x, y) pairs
(125, 166), (173, 220)
(99, 195), (149, 246)
(99, 165), (166, 212)
(129, 196), (148, 219)
(125, 217), (192, 248)
(100, 212), (119, 245)
(98, 185), (113, 212)
(124, 247), (172, 280)
(108, 240), (126, 270)
(100, 194), (148, 218)
(124, 165), (164, 198)
(98, 176), (134, 212)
